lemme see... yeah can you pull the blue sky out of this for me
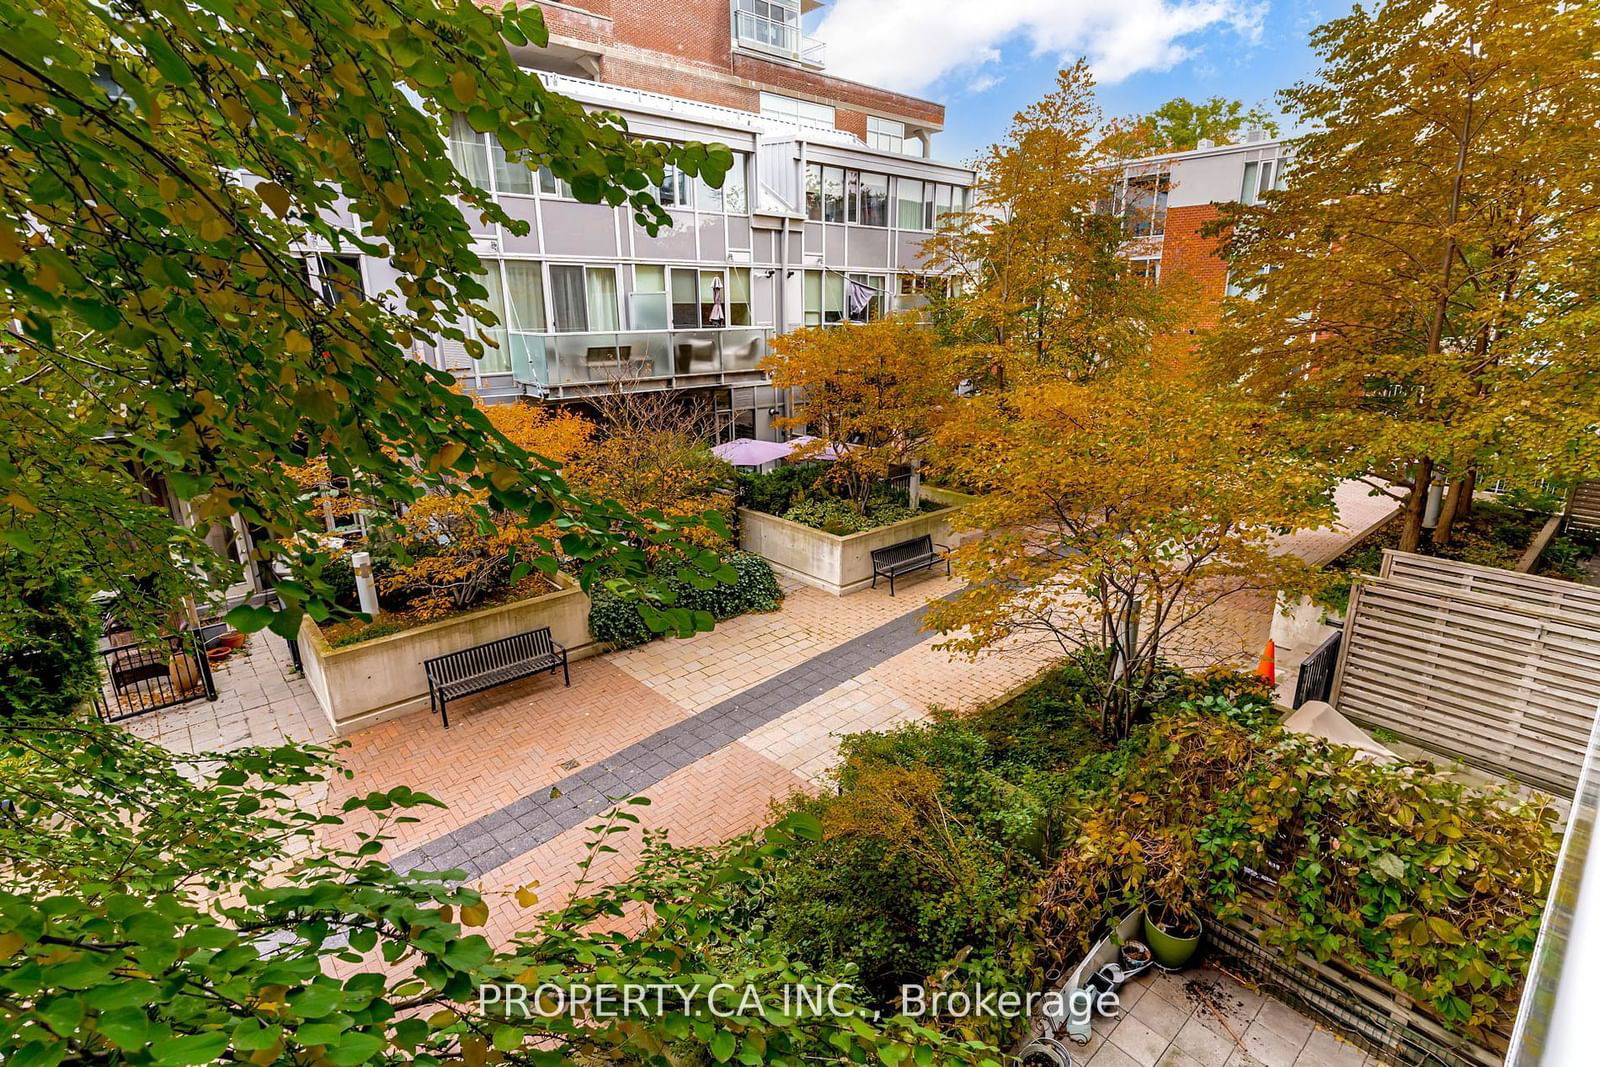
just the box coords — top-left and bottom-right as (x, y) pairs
(807, 1), (1335, 165)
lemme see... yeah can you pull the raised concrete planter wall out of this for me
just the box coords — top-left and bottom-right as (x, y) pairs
(297, 573), (595, 735)
(737, 505), (965, 596)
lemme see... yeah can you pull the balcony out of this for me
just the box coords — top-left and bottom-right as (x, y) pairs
(732, 8), (826, 69)
(508, 327), (774, 398)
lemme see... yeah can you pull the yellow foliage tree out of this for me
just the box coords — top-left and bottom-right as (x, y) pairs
(1206, 0), (1600, 551)
(563, 388), (734, 554)
(926, 367), (1331, 738)
(920, 62), (1177, 388)
(378, 400), (595, 619)
(763, 315), (954, 510)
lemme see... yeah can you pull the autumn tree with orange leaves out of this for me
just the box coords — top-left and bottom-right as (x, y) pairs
(921, 62), (1176, 389)
(763, 315), (954, 511)
(379, 402), (594, 619)
(926, 366), (1330, 739)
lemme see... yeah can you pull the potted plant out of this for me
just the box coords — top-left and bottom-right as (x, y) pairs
(1142, 900), (1203, 969)
(1139, 842), (1205, 968)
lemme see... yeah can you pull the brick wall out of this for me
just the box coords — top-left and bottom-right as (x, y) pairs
(535, 0), (944, 133)
(1159, 204), (1228, 327)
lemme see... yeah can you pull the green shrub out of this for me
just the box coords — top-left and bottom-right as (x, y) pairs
(1038, 700), (1557, 1042)
(589, 552), (783, 649)
(781, 495), (926, 534)
(0, 563), (100, 719)
(739, 463), (828, 515)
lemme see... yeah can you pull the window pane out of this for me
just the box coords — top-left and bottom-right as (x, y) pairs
(671, 267), (699, 327)
(805, 164), (822, 221)
(696, 174), (723, 212)
(1240, 162), (1259, 205)
(586, 268), (618, 331)
(823, 167), (845, 223)
(824, 271), (844, 322)
(935, 184), (955, 225)
(448, 114), (490, 188)
(701, 270), (726, 326)
(729, 268), (751, 326)
(896, 179), (923, 229)
(725, 155), (748, 214)
(861, 173), (888, 227)
(1258, 161), (1274, 198)
(550, 265), (587, 332)
(478, 267), (510, 372)
(635, 264), (666, 292)
(503, 261), (545, 332)
(491, 136), (536, 195)
(538, 166), (572, 198)
(804, 270), (821, 323)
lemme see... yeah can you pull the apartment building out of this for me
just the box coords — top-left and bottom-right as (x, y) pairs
(318, 0), (974, 442)
(1109, 131), (1286, 322)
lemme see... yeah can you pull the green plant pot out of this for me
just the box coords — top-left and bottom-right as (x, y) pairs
(1143, 909), (1203, 969)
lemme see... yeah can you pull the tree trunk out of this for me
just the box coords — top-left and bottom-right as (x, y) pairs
(1431, 474), (1470, 547)
(1455, 469), (1476, 521)
(1398, 457), (1433, 553)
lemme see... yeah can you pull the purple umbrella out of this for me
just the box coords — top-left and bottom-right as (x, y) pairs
(712, 437), (795, 467)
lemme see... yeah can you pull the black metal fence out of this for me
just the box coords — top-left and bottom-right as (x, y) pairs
(1292, 627), (1343, 709)
(92, 630), (217, 722)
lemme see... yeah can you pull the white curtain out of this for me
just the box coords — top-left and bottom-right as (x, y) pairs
(585, 268), (619, 332)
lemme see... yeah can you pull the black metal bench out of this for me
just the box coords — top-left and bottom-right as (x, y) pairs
(870, 534), (949, 596)
(423, 627), (568, 728)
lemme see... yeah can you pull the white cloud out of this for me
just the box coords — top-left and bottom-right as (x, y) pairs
(966, 74), (1003, 94)
(812, 0), (1266, 96)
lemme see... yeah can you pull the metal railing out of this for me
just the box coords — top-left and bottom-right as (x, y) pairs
(92, 629), (218, 722)
(1291, 626), (1342, 709)
(510, 327), (772, 393)
(732, 9), (826, 67)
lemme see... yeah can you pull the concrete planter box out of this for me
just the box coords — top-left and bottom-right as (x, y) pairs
(737, 504), (967, 596)
(297, 573), (595, 735)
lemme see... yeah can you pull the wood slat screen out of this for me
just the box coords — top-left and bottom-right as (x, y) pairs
(1332, 554), (1600, 795)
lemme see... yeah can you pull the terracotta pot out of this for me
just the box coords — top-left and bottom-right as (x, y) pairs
(168, 653), (203, 693)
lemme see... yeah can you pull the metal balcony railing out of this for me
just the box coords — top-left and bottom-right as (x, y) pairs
(732, 9), (826, 68)
(508, 327), (773, 394)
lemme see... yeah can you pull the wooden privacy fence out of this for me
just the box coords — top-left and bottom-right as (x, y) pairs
(1565, 481), (1600, 536)
(1330, 551), (1600, 796)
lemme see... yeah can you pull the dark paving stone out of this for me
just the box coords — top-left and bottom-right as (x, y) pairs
(390, 590), (956, 879)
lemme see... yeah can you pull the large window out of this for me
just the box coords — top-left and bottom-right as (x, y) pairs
(890, 177), (968, 231)
(472, 260), (547, 374)
(491, 139), (536, 196)
(867, 116), (905, 153)
(1240, 158), (1279, 205)
(311, 254), (363, 307)
(806, 164), (889, 226)
(846, 273), (886, 321)
(759, 90), (834, 127)
(1120, 173), (1169, 238)
(549, 264), (619, 333)
(695, 156), (748, 215)
(738, 2), (802, 55)
(667, 267), (752, 328)
(803, 270), (845, 326)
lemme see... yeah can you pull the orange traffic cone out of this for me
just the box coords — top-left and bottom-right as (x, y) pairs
(1255, 640), (1277, 686)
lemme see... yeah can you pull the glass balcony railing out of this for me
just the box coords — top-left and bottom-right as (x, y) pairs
(732, 10), (826, 68)
(509, 328), (773, 392)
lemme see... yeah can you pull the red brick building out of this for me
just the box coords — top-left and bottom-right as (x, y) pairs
(1111, 133), (1286, 326)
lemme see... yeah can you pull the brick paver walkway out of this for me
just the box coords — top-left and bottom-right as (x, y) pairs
(129, 482), (1398, 944)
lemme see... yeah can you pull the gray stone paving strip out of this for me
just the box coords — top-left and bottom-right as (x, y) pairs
(391, 590), (954, 879)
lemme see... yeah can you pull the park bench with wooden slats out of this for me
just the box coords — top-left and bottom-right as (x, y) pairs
(423, 627), (568, 728)
(870, 534), (949, 596)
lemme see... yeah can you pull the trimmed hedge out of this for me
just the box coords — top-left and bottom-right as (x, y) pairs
(738, 463), (828, 516)
(589, 552), (783, 649)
